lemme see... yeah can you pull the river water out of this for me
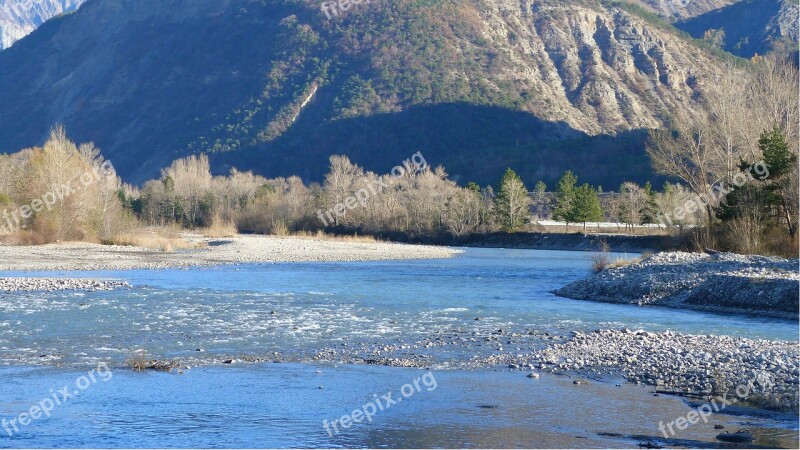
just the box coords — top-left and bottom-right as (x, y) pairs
(0, 248), (797, 447)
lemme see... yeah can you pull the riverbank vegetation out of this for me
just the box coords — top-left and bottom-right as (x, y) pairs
(0, 59), (795, 257)
(647, 56), (798, 257)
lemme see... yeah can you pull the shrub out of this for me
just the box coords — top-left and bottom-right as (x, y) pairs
(591, 239), (611, 272)
(202, 213), (238, 238)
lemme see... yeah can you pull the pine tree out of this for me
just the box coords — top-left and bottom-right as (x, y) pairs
(757, 126), (797, 237)
(569, 183), (603, 231)
(553, 171), (577, 223)
(641, 181), (659, 224)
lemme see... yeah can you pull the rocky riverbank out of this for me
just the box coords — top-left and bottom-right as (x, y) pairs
(129, 324), (798, 413)
(530, 329), (799, 413)
(0, 235), (460, 271)
(0, 277), (130, 292)
(555, 251), (799, 319)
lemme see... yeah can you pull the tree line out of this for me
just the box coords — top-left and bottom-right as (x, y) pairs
(0, 58), (795, 257)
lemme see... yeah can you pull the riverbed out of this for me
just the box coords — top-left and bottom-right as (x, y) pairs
(0, 248), (797, 448)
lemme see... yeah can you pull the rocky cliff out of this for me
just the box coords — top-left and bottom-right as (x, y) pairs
(677, 0), (799, 58)
(635, 0), (736, 19)
(0, 0), (737, 186)
(0, 0), (84, 49)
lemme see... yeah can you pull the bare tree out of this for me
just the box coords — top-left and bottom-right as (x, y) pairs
(647, 113), (723, 230)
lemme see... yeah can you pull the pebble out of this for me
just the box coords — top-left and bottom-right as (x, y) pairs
(0, 277), (130, 293)
(555, 251), (799, 319)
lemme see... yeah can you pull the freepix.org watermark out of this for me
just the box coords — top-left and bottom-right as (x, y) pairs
(322, 371), (437, 438)
(655, 161), (769, 226)
(317, 151), (428, 227)
(658, 372), (774, 439)
(2, 362), (113, 437)
(320, 0), (370, 19)
(1, 161), (115, 232)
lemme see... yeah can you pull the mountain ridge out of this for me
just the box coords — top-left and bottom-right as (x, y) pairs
(0, 0), (739, 187)
(676, 0), (799, 58)
(0, 0), (84, 49)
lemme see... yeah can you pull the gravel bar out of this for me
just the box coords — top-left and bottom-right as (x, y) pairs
(0, 235), (461, 271)
(0, 277), (130, 292)
(555, 251), (799, 319)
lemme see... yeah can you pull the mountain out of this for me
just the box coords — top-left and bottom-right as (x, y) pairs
(0, 0), (85, 50)
(633, 0), (736, 19)
(0, 0), (734, 188)
(676, 0), (799, 58)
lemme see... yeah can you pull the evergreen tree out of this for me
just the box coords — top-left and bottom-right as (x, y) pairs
(494, 168), (531, 231)
(532, 181), (547, 219)
(553, 171), (577, 223)
(725, 126), (799, 238)
(534, 181), (547, 197)
(760, 125), (796, 179)
(760, 126), (798, 237)
(641, 181), (659, 224)
(569, 183), (603, 231)
(466, 182), (481, 195)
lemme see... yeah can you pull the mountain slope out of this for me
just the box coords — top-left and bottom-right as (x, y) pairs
(676, 0), (799, 58)
(632, 0), (736, 19)
(0, 0), (85, 49)
(0, 0), (733, 187)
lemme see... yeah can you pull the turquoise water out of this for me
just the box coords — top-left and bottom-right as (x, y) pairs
(0, 248), (797, 447)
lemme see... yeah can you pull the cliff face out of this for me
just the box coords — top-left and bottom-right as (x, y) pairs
(467, 0), (723, 135)
(634, 0), (736, 19)
(0, 0), (734, 186)
(677, 0), (799, 58)
(0, 0), (85, 49)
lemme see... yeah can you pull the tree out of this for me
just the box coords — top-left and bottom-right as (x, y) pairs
(641, 181), (659, 224)
(532, 180), (547, 219)
(553, 171), (577, 224)
(647, 55), (799, 251)
(323, 155), (363, 226)
(466, 182), (481, 195)
(655, 182), (699, 229)
(647, 114), (721, 229)
(494, 168), (531, 231)
(755, 126), (796, 237)
(618, 182), (646, 230)
(569, 183), (603, 231)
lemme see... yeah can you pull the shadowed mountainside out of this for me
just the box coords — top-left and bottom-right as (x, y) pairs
(0, 0), (737, 187)
(676, 0), (799, 58)
(0, 0), (85, 49)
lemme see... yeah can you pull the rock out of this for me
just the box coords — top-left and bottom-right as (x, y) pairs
(716, 431), (753, 443)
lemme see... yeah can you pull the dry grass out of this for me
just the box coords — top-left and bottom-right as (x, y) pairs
(592, 238), (649, 272)
(272, 221), (290, 236)
(201, 214), (238, 238)
(103, 227), (202, 252)
(126, 349), (181, 372)
(604, 257), (643, 270)
(288, 230), (382, 243)
(126, 350), (150, 371)
(591, 239), (611, 272)
(0, 230), (49, 246)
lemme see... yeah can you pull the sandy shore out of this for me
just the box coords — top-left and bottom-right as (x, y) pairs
(0, 234), (461, 271)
